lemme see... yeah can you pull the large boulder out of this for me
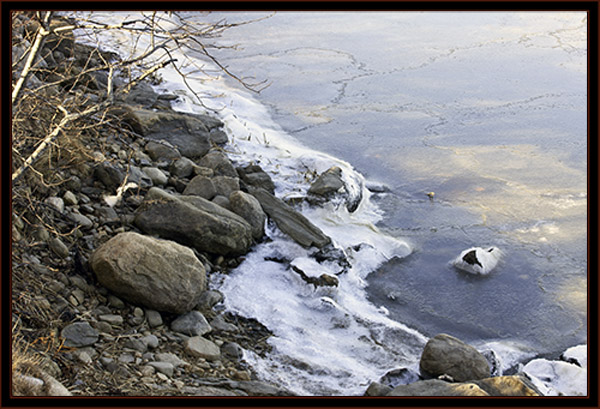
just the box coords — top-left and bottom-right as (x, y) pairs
(134, 187), (253, 256)
(114, 106), (222, 158)
(90, 232), (207, 314)
(248, 187), (331, 248)
(420, 334), (490, 382)
(229, 191), (266, 240)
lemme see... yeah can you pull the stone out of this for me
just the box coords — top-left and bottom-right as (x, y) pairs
(198, 150), (237, 177)
(210, 314), (239, 332)
(68, 212), (94, 229)
(143, 167), (168, 186)
(170, 311), (212, 336)
(221, 342), (244, 360)
(45, 197), (65, 213)
(144, 141), (181, 161)
(209, 129), (228, 145)
(419, 334), (490, 382)
(62, 190), (78, 206)
(196, 290), (224, 311)
(365, 382), (393, 397)
(308, 166), (344, 197)
(99, 314), (124, 325)
(141, 334), (160, 349)
(107, 295), (125, 309)
(155, 352), (189, 368)
(93, 162), (125, 189)
(96, 206), (119, 223)
(60, 322), (99, 347)
(473, 375), (541, 396)
(212, 195), (230, 209)
(237, 164), (276, 194)
(116, 106), (214, 158)
(124, 338), (147, 353)
(183, 175), (216, 200)
(522, 358), (587, 396)
(90, 232), (207, 314)
(170, 157), (196, 179)
(49, 237), (69, 258)
(127, 165), (153, 189)
(184, 336), (221, 361)
(379, 367), (421, 388)
(229, 190), (266, 240)
(145, 309), (163, 328)
(134, 187), (253, 256)
(212, 176), (240, 198)
(387, 379), (489, 396)
(148, 361), (174, 377)
(248, 187), (331, 248)
(32, 227), (50, 242)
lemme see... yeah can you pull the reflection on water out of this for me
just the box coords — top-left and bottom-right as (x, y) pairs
(206, 11), (587, 356)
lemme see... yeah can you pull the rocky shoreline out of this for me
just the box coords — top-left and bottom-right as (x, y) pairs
(11, 14), (583, 398)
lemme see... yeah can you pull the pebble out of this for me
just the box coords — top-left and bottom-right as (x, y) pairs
(72, 289), (86, 304)
(125, 338), (147, 353)
(63, 191), (78, 206)
(141, 334), (159, 349)
(107, 295), (125, 309)
(133, 307), (144, 318)
(155, 352), (189, 368)
(33, 227), (50, 242)
(145, 309), (163, 328)
(94, 321), (112, 333)
(148, 361), (174, 377)
(69, 212), (94, 229)
(184, 336), (221, 361)
(210, 314), (239, 332)
(118, 353), (135, 363)
(99, 314), (124, 325)
(141, 365), (156, 377)
(69, 275), (89, 291)
(45, 197), (65, 213)
(170, 311), (212, 336)
(49, 237), (70, 258)
(143, 167), (168, 186)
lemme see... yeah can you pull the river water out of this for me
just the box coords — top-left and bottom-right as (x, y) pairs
(85, 11), (588, 396)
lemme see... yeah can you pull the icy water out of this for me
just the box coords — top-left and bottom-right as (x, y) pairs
(200, 10), (588, 387)
(85, 11), (588, 395)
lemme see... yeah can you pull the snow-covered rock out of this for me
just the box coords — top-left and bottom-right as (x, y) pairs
(451, 246), (503, 275)
(522, 354), (587, 396)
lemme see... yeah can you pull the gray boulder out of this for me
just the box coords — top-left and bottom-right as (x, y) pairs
(237, 164), (276, 194)
(420, 334), (490, 382)
(198, 150), (238, 177)
(170, 157), (196, 179)
(308, 166), (344, 197)
(183, 175), (216, 200)
(134, 187), (253, 256)
(90, 232), (207, 314)
(248, 187), (331, 248)
(116, 106), (219, 158)
(213, 176), (240, 198)
(229, 191), (266, 240)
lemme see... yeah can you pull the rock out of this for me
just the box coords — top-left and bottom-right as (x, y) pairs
(93, 162), (125, 189)
(148, 361), (174, 377)
(120, 81), (158, 107)
(379, 367), (421, 388)
(237, 164), (276, 194)
(40, 372), (72, 396)
(45, 197), (65, 213)
(196, 290), (224, 311)
(68, 212), (94, 229)
(198, 150), (237, 177)
(170, 157), (196, 179)
(141, 334), (159, 349)
(184, 336), (221, 361)
(248, 187), (331, 248)
(209, 129), (228, 145)
(145, 309), (163, 328)
(127, 165), (153, 188)
(170, 311), (212, 336)
(116, 106), (214, 158)
(155, 352), (189, 368)
(96, 206), (119, 223)
(561, 344), (587, 369)
(107, 295), (125, 309)
(210, 314), (238, 332)
(473, 375), (541, 396)
(221, 342), (244, 360)
(143, 167), (168, 186)
(60, 322), (99, 347)
(387, 379), (489, 396)
(49, 237), (69, 258)
(32, 227), (50, 242)
(420, 334), (490, 382)
(212, 176), (240, 198)
(124, 338), (147, 353)
(145, 140), (181, 161)
(229, 191), (266, 240)
(134, 187), (253, 256)
(183, 175), (216, 200)
(212, 195), (230, 209)
(522, 357), (587, 396)
(90, 231), (207, 314)
(62, 191), (78, 206)
(308, 166), (344, 197)
(365, 382), (393, 397)
(99, 314), (124, 325)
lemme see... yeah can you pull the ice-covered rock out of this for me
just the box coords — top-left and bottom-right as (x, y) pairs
(451, 246), (502, 275)
(522, 356), (587, 396)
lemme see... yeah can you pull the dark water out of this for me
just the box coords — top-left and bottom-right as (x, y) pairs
(203, 11), (587, 356)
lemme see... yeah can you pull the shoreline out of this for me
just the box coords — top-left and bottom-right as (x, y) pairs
(10, 12), (587, 398)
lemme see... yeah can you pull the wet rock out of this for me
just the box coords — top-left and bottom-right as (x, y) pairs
(183, 175), (216, 200)
(60, 322), (99, 347)
(143, 167), (168, 186)
(134, 187), (253, 256)
(420, 334), (490, 382)
(170, 311), (212, 336)
(184, 336), (221, 361)
(379, 367), (421, 388)
(248, 187), (331, 248)
(229, 190), (266, 240)
(196, 290), (224, 311)
(198, 150), (237, 177)
(237, 164), (276, 194)
(387, 379), (489, 396)
(365, 382), (393, 397)
(90, 231), (207, 314)
(308, 166), (344, 197)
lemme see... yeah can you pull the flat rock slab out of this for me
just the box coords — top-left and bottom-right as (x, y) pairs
(248, 187), (331, 248)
